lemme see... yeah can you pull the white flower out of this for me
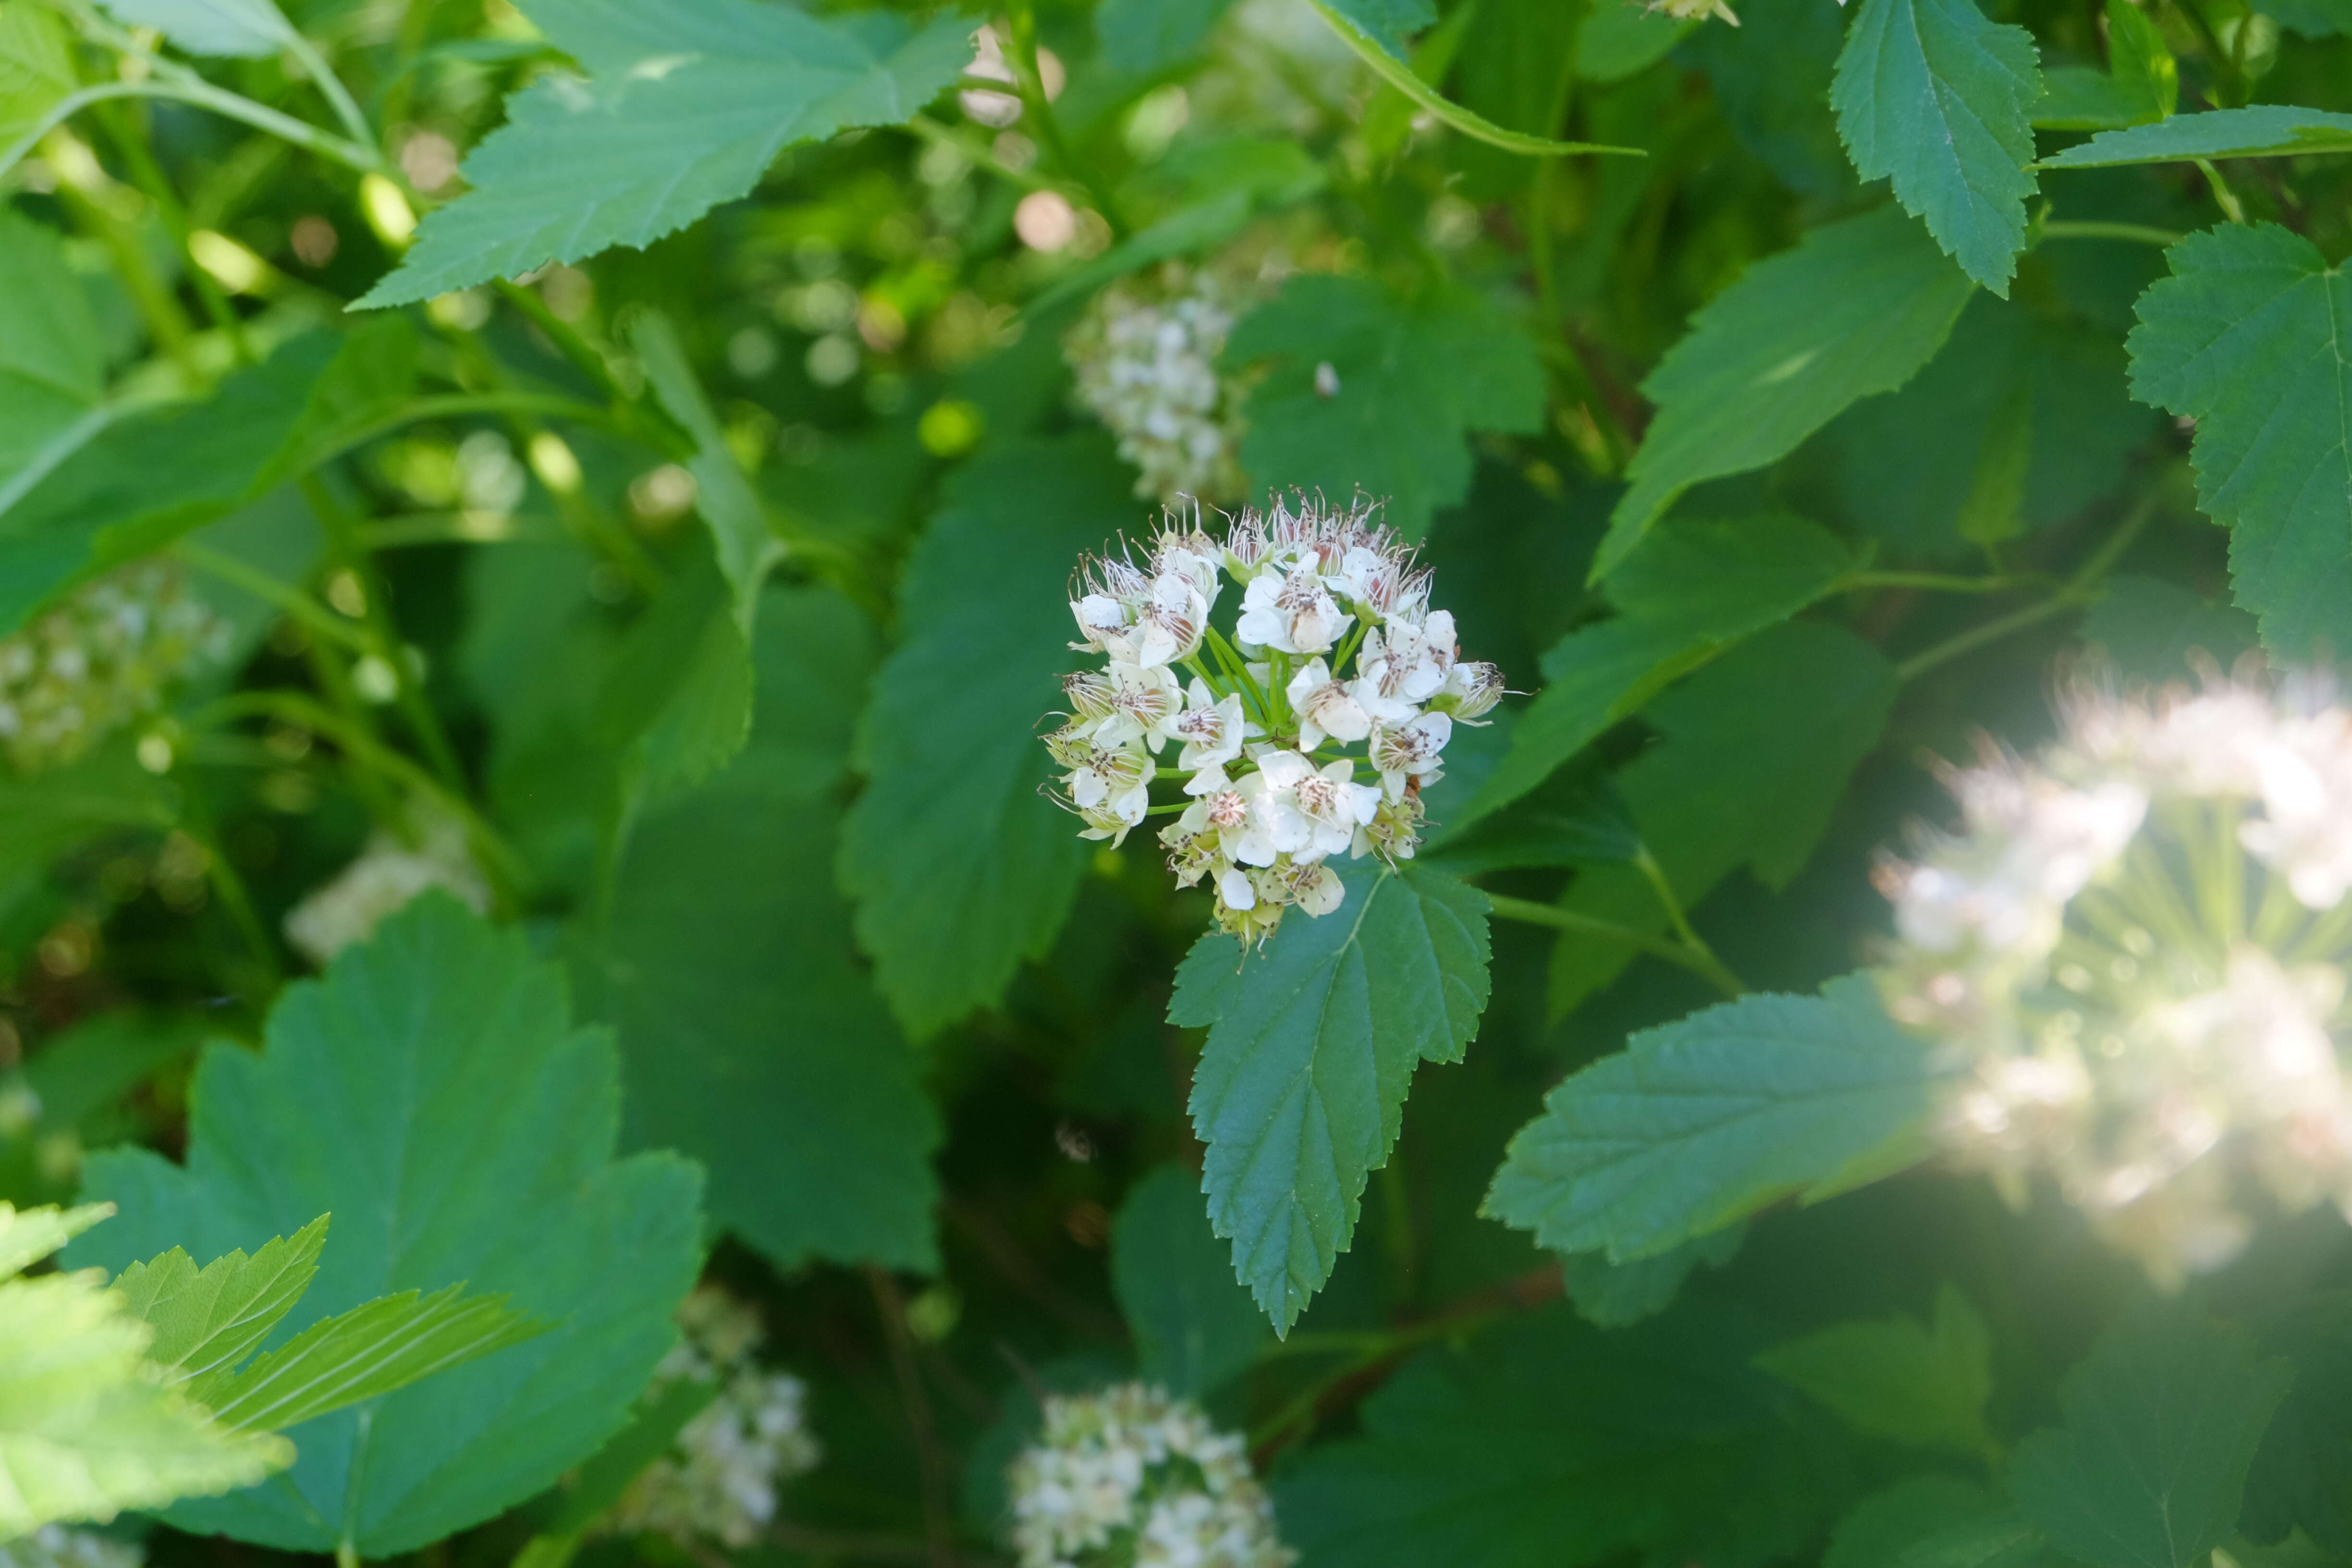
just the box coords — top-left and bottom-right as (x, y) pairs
(607, 1286), (820, 1549)
(1006, 1384), (1293, 1568)
(1371, 710), (1451, 796)
(284, 808), (490, 967)
(0, 561), (231, 776)
(1285, 658), (1373, 751)
(1433, 661), (1504, 720)
(1286, 756), (1379, 858)
(1096, 662), (1184, 750)
(1065, 263), (1261, 502)
(1172, 681), (1250, 772)
(1228, 751), (1318, 866)
(1235, 564), (1350, 656)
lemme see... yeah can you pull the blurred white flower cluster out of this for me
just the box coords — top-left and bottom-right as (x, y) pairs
(1045, 497), (1499, 945)
(0, 562), (230, 775)
(282, 808), (490, 966)
(607, 1285), (820, 1549)
(1877, 671), (2352, 1284)
(0, 1529), (140, 1568)
(1065, 262), (1261, 503)
(1007, 1383), (1292, 1568)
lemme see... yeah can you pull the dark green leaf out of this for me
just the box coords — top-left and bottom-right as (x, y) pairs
(1756, 1284), (1997, 1456)
(1485, 974), (1947, 1261)
(1095, 0), (1233, 72)
(2080, 575), (2256, 680)
(629, 310), (779, 625)
(1109, 1163), (1266, 1397)
(2252, 0), (2352, 34)
(2041, 104), (2352, 167)
(1171, 861), (1491, 1333)
(1826, 1477), (2011, 1568)
(838, 436), (1122, 1039)
(1558, 1223), (1743, 1328)
(1227, 274), (1545, 538)
(1686, 0), (1856, 197)
(2125, 223), (2352, 659)
(1575, 2), (1692, 82)
(113, 1215), (329, 1400)
(1832, 0), (2042, 291)
(1596, 207), (1975, 575)
(2009, 1308), (2294, 1568)
(1422, 762), (1642, 875)
(72, 895), (705, 1557)
(587, 586), (941, 1274)
(356, 1), (972, 307)
(1274, 1302), (1846, 1567)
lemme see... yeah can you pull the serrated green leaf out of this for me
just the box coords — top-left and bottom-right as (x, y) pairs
(1171, 861), (1491, 1334)
(112, 1215), (329, 1398)
(1543, 622), (1899, 1013)
(1274, 1303), (1845, 1567)
(2039, 103), (2352, 167)
(1311, 0), (1644, 155)
(1226, 274), (1545, 538)
(1109, 1164), (1267, 1398)
(838, 437), (1121, 1039)
(629, 310), (779, 626)
(70, 895), (704, 1557)
(1486, 973), (1948, 1261)
(356, 1), (971, 308)
(1832, 0), (2042, 292)
(1756, 1284), (1997, 1456)
(2242, 1291), (2352, 1556)
(1596, 207), (1975, 576)
(593, 547), (753, 809)
(0, 334), (333, 635)
(204, 1283), (549, 1434)
(94, 0), (293, 57)
(2124, 223), (2352, 660)
(541, 1372), (718, 1538)
(1558, 1223), (1743, 1329)
(2010, 1308), (2293, 1568)
(0, 1201), (112, 1281)
(0, 1267), (289, 1538)
(1460, 511), (1858, 826)
(585, 586), (942, 1274)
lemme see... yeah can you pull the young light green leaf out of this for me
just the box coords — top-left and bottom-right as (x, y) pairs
(2009, 1308), (2293, 1568)
(95, 0), (294, 57)
(587, 587), (942, 1274)
(0, 5), (78, 155)
(356, 1), (972, 307)
(1110, 1164), (1268, 1398)
(0, 1268), (290, 1538)
(71, 895), (704, 1557)
(0, 210), (101, 483)
(1756, 1284), (1997, 1456)
(2124, 223), (2352, 659)
(838, 437), (1121, 1039)
(203, 1283), (549, 1434)
(1460, 511), (1858, 826)
(1486, 974), (1948, 1261)
(112, 1215), (329, 1398)
(1596, 207), (1975, 576)
(1832, 0), (2042, 292)
(1274, 1303), (1844, 1567)
(1227, 274), (1545, 538)
(1309, 0), (1644, 156)
(2039, 103), (2352, 167)
(1543, 622), (1899, 1013)
(629, 310), (780, 626)
(0, 1200), (113, 1281)
(1172, 861), (1490, 1334)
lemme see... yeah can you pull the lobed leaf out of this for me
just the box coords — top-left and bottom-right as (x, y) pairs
(71, 895), (704, 1557)
(2009, 1308), (2292, 1568)
(1485, 973), (1949, 1261)
(0, 1200), (113, 1281)
(1756, 1284), (1997, 1456)
(2124, 223), (2352, 659)
(1172, 861), (1490, 1334)
(356, 0), (971, 307)
(1596, 206), (1975, 575)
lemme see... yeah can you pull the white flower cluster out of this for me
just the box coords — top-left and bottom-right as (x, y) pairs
(1007, 1383), (1292, 1568)
(607, 1286), (820, 1549)
(0, 562), (230, 775)
(1877, 671), (2352, 1284)
(283, 808), (490, 966)
(1066, 263), (1258, 504)
(1045, 497), (1500, 945)
(0, 1529), (140, 1568)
